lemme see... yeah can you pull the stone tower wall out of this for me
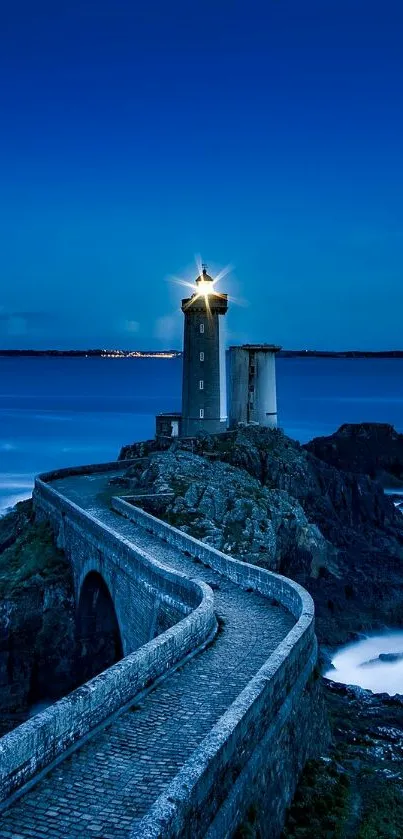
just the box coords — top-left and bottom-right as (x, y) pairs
(181, 299), (227, 436)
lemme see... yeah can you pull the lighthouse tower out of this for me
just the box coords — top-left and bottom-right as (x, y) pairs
(181, 265), (228, 437)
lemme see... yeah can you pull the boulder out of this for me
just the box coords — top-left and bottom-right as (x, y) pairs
(117, 425), (403, 646)
(304, 422), (403, 486)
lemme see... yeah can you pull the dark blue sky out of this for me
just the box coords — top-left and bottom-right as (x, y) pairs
(1, 0), (402, 349)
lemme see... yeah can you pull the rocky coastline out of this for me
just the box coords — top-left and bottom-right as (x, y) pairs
(119, 423), (403, 836)
(0, 501), (77, 734)
(1, 422), (402, 834)
(281, 679), (403, 838)
(119, 423), (403, 647)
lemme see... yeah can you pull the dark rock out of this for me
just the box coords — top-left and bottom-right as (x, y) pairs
(119, 425), (403, 646)
(379, 652), (403, 663)
(0, 499), (32, 553)
(118, 447), (334, 574)
(0, 503), (76, 734)
(119, 439), (170, 460)
(218, 427), (403, 645)
(318, 646), (335, 673)
(283, 678), (403, 837)
(304, 422), (403, 486)
(357, 652), (403, 668)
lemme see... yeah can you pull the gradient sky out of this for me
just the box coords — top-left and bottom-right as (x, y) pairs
(1, 0), (402, 349)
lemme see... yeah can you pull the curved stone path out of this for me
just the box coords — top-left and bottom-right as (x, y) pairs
(0, 472), (294, 839)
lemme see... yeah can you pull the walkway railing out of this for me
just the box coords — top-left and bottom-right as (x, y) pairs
(0, 468), (216, 805)
(112, 496), (316, 839)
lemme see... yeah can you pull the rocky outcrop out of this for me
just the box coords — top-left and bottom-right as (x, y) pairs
(282, 681), (403, 838)
(119, 438), (169, 460)
(119, 449), (333, 575)
(117, 425), (403, 646)
(304, 422), (403, 486)
(0, 501), (76, 733)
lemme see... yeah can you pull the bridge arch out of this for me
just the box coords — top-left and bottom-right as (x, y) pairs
(76, 571), (123, 683)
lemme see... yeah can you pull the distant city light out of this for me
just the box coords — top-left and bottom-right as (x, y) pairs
(100, 350), (180, 359)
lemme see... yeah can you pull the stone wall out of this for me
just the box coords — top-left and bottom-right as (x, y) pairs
(0, 473), (216, 805)
(112, 496), (312, 621)
(205, 672), (328, 839)
(34, 481), (202, 655)
(0, 461), (322, 837)
(112, 497), (321, 839)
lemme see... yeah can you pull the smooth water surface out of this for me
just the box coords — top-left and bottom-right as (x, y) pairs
(277, 357), (403, 441)
(1, 356), (403, 513)
(0, 356), (181, 513)
(325, 632), (403, 695)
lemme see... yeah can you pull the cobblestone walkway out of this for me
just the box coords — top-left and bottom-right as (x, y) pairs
(0, 473), (294, 839)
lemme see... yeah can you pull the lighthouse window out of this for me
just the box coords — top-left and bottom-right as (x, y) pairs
(199, 380), (204, 390)
(200, 408), (204, 418)
(200, 351), (204, 361)
(200, 323), (205, 334)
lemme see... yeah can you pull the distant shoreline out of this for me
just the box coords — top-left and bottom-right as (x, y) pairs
(1, 349), (403, 359)
(278, 350), (403, 359)
(0, 350), (182, 359)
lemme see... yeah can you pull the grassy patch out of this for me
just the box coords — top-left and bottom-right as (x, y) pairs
(357, 782), (403, 839)
(0, 520), (70, 597)
(95, 485), (132, 507)
(282, 759), (350, 838)
(282, 755), (403, 839)
(163, 508), (207, 539)
(170, 477), (190, 497)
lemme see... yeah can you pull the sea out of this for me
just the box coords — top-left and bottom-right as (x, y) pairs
(325, 631), (403, 695)
(1, 355), (403, 516)
(2, 354), (403, 695)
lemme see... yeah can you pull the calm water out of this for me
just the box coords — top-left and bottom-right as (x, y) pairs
(1, 356), (403, 514)
(325, 632), (403, 695)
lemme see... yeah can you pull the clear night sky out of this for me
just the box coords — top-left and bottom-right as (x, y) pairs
(1, 1), (402, 350)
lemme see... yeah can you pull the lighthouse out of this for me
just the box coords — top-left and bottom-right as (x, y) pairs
(155, 261), (281, 441)
(181, 265), (228, 437)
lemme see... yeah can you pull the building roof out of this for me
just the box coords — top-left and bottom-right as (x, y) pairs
(228, 344), (282, 353)
(195, 265), (214, 284)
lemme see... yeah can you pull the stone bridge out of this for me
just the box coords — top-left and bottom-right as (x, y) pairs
(0, 459), (321, 839)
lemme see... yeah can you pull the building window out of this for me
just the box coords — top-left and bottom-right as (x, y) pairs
(200, 323), (204, 334)
(199, 408), (204, 418)
(199, 380), (204, 390)
(200, 351), (204, 361)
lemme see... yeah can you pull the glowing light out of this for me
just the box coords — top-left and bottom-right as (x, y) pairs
(168, 258), (241, 318)
(195, 279), (215, 298)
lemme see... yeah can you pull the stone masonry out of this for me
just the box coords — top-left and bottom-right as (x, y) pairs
(0, 461), (324, 838)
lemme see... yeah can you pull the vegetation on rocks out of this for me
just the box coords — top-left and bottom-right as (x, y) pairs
(282, 680), (403, 839)
(236, 679), (403, 839)
(1, 421), (402, 836)
(282, 757), (350, 838)
(0, 501), (70, 597)
(119, 424), (403, 838)
(0, 500), (76, 733)
(122, 448), (328, 573)
(118, 424), (403, 646)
